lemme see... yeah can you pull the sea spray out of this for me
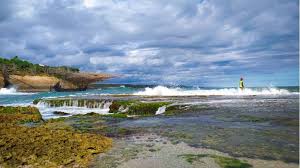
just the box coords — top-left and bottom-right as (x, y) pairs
(0, 87), (34, 95)
(133, 86), (295, 96)
(156, 106), (166, 115)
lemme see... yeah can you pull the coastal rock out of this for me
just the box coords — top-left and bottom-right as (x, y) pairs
(0, 106), (112, 167)
(7, 75), (79, 91)
(8, 75), (81, 91)
(50, 79), (79, 91)
(5, 73), (113, 92)
(8, 75), (60, 91)
(0, 106), (42, 123)
(0, 57), (114, 92)
(0, 74), (4, 88)
(53, 111), (69, 115)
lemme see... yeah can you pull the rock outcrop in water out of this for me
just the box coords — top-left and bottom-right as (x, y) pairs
(0, 56), (114, 91)
(34, 97), (187, 118)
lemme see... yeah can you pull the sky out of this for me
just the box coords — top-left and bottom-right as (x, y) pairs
(0, 0), (298, 87)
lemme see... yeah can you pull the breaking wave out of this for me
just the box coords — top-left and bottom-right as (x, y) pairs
(0, 87), (34, 95)
(133, 86), (296, 96)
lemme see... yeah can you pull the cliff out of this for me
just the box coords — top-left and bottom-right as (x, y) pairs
(0, 56), (114, 91)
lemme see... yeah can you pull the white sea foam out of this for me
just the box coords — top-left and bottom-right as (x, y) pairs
(2, 102), (33, 106)
(155, 106), (166, 115)
(0, 87), (34, 95)
(36, 100), (112, 119)
(133, 86), (296, 96)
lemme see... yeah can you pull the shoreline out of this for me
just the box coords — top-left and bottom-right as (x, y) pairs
(0, 92), (299, 167)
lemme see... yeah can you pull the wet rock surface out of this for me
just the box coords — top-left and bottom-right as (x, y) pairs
(46, 95), (298, 167)
(90, 134), (298, 168)
(1, 94), (298, 167)
(56, 95), (298, 165)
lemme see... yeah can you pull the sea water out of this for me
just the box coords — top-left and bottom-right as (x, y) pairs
(0, 85), (298, 118)
(1, 85), (298, 162)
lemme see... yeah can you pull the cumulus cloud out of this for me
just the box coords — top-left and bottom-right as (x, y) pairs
(0, 0), (298, 86)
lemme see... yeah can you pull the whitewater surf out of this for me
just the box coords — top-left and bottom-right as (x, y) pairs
(133, 86), (296, 96)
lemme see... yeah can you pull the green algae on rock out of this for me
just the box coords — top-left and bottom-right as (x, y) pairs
(178, 154), (252, 168)
(214, 155), (252, 168)
(126, 102), (171, 116)
(38, 97), (173, 116)
(33, 98), (42, 105)
(0, 106), (42, 123)
(0, 123), (112, 168)
(109, 100), (171, 116)
(53, 113), (134, 137)
(109, 100), (137, 113)
(104, 113), (128, 118)
(37, 97), (201, 117)
(201, 127), (299, 163)
(0, 106), (113, 168)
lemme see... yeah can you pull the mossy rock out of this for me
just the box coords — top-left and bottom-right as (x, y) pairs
(164, 104), (212, 115)
(41, 99), (73, 107)
(109, 100), (171, 116)
(179, 154), (252, 168)
(0, 106), (112, 167)
(104, 113), (128, 118)
(0, 106), (42, 123)
(73, 112), (127, 119)
(213, 155), (252, 168)
(33, 98), (42, 105)
(0, 123), (112, 167)
(46, 117), (68, 123)
(126, 102), (170, 116)
(164, 105), (190, 115)
(109, 100), (137, 113)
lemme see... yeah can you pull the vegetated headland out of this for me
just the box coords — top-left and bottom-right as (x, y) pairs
(0, 56), (114, 91)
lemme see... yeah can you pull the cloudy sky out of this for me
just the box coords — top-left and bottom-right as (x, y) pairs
(0, 0), (298, 86)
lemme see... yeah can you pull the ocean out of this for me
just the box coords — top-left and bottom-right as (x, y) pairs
(0, 84), (298, 119)
(1, 84), (299, 163)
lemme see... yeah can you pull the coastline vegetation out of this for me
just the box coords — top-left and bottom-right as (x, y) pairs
(0, 56), (79, 76)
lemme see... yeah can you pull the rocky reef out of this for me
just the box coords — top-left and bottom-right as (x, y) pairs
(3, 95), (298, 167)
(109, 100), (171, 116)
(0, 106), (112, 167)
(34, 97), (182, 117)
